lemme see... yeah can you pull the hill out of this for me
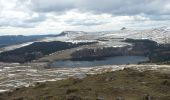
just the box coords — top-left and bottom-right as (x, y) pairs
(0, 68), (170, 100)
(0, 35), (55, 48)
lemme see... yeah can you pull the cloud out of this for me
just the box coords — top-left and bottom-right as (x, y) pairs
(65, 19), (108, 26)
(30, 0), (170, 16)
(0, 0), (170, 35)
(27, 0), (170, 26)
(30, 0), (75, 13)
(0, 0), (47, 28)
(24, 14), (47, 24)
(62, 12), (110, 26)
(0, 14), (47, 28)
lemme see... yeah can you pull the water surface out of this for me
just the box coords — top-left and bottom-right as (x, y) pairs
(50, 56), (149, 68)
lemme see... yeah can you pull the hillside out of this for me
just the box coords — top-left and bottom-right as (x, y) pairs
(0, 35), (55, 48)
(1, 27), (170, 63)
(0, 41), (95, 63)
(0, 68), (170, 100)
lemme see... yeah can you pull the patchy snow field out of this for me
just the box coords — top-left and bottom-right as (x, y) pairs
(1, 27), (170, 54)
(0, 42), (33, 53)
(0, 62), (170, 92)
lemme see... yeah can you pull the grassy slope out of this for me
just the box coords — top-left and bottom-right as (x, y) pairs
(0, 68), (170, 100)
(0, 42), (95, 63)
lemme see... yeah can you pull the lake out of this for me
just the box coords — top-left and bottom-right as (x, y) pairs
(50, 56), (149, 68)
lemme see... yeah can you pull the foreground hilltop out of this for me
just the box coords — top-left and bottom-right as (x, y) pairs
(0, 68), (170, 100)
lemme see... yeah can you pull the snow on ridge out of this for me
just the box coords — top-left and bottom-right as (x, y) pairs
(0, 42), (33, 53)
(1, 27), (170, 52)
(95, 26), (170, 44)
(104, 27), (170, 44)
(0, 90), (9, 93)
(39, 27), (170, 45)
(58, 31), (88, 37)
(41, 31), (90, 43)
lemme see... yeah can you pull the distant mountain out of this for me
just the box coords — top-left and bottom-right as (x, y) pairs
(41, 31), (91, 43)
(98, 26), (170, 44)
(57, 31), (87, 37)
(121, 27), (127, 30)
(0, 35), (55, 48)
(1, 27), (170, 63)
(55, 27), (170, 44)
(125, 26), (170, 44)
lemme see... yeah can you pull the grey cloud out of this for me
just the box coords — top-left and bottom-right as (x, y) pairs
(1, 0), (170, 29)
(26, 0), (170, 24)
(146, 15), (170, 21)
(0, 16), (45, 28)
(30, 0), (75, 13)
(78, 0), (170, 15)
(65, 18), (109, 26)
(30, 0), (170, 16)
(24, 14), (47, 23)
(0, 0), (47, 28)
(0, 21), (36, 28)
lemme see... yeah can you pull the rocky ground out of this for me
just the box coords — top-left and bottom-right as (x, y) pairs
(0, 66), (170, 100)
(0, 63), (170, 100)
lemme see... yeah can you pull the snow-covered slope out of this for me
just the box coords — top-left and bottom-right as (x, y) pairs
(123, 27), (170, 44)
(58, 31), (87, 37)
(1, 27), (170, 53)
(42, 31), (87, 41)
(99, 27), (170, 44)
(0, 42), (33, 53)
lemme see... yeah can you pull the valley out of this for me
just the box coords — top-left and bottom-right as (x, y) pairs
(1, 27), (170, 64)
(1, 0), (170, 99)
(0, 27), (170, 99)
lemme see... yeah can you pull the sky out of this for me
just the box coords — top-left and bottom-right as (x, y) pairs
(0, 0), (170, 35)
